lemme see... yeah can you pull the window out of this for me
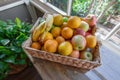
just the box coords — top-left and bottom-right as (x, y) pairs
(46, 0), (68, 13)
(71, 0), (91, 17)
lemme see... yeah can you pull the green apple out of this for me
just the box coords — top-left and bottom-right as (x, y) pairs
(80, 51), (93, 61)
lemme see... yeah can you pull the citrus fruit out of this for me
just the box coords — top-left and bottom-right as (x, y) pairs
(44, 39), (58, 53)
(63, 17), (68, 22)
(42, 32), (53, 43)
(53, 14), (63, 26)
(86, 35), (97, 48)
(51, 27), (61, 38)
(67, 16), (81, 28)
(58, 41), (73, 56)
(61, 27), (73, 39)
(55, 36), (65, 44)
(31, 42), (41, 50)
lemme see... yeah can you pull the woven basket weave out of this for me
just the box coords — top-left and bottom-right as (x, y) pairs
(23, 38), (101, 70)
(22, 14), (101, 70)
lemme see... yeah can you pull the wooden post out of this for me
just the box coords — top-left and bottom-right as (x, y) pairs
(67, 0), (72, 16)
(104, 23), (120, 40)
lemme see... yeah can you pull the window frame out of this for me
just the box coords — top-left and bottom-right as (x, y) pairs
(32, 0), (72, 15)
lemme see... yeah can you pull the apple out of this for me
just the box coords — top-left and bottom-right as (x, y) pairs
(69, 50), (80, 58)
(84, 14), (97, 27)
(74, 28), (86, 36)
(71, 35), (86, 51)
(87, 28), (92, 33)
(79, 21), (89, 32)
(80, 51), (93, 61)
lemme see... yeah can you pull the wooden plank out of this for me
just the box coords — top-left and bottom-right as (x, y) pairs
(0, 0), (21, 7)
(5, 66), (42, 80)
(32, 58), (90, 80)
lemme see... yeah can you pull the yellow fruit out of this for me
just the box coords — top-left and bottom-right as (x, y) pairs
(53, 14), (63, 26)
(32, 21), (46, 41)
(67, 16), (81, 28)
(58, 41), (73, 56)
(51, 27), (61, 38)
(39, 32), (53, 43)
(31, 42), (41, 50)
(44, 39), (58, 53)
(61, 27), (73, 39)
(56, 36), (65, 44)
(86, 35), (97, 48)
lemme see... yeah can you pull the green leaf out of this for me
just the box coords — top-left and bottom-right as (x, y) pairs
(0, 46), (13, 55)
(4, 55), (16, 63)
(16, 32), (28, 41)
(15, 59), (26, 65)
(7, 20), (14, 25)
(0, 20), (7, 27)
(0, 39), (10, 46)
(0, 54), (6, 59)
(0, 61), (9, 72)
(20, 53), (27, 59)
(15, 17), (21, 28)
(10, 45), (22, 53)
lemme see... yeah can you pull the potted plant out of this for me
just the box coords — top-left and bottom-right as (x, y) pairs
(0, 18), (32, 79)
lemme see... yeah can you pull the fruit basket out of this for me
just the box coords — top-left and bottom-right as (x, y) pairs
(22, 13), (101, 70)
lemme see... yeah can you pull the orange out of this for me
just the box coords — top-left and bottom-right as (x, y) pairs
(42, 32), (53, 43)
(86, 35), (97, 48)
(51, 27), (61, 38)
(31, 42), (41, 50)
(61, 27), (73, 39)
(53, 14), (63, 26)
(44, 39), (58, 53)
(56, 36), (65, 44)
(67, 16), (81, 28)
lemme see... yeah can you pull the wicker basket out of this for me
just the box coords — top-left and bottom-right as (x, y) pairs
(22, 14), (101, 70)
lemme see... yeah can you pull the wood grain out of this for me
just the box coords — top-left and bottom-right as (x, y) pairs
(33, 58), (90, 80)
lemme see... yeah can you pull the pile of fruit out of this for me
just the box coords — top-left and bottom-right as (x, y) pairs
(31, 14), (97, 61)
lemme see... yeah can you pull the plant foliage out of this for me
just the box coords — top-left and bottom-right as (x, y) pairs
(0, 18), (32, 79)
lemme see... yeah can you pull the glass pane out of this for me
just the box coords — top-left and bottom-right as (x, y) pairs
(46, 0), (68, 12)
(71, 0), (91, 17)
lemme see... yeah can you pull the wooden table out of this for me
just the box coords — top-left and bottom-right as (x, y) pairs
(23, 41), (92, 80)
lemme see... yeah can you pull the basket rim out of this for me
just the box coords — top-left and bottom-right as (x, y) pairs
(24, 45), (101, 64)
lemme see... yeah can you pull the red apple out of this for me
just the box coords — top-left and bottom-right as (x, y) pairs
(80, 51), (93, 61)
(71, 35), (86, 51)
(74, 28), (86, 36)
(84, 14), (97, 27)
(69, 50), (80, 58)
